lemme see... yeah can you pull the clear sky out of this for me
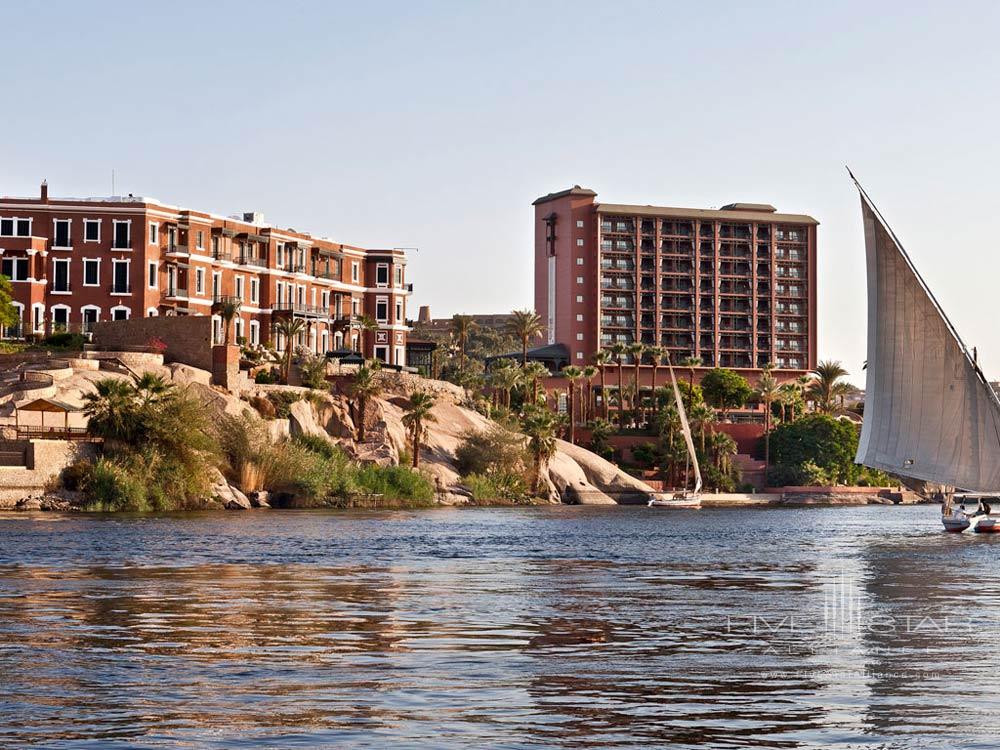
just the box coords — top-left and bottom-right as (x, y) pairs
(5, 1), (1000, 382)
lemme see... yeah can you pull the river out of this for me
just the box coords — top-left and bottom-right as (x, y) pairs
(0, 505), (997, 749)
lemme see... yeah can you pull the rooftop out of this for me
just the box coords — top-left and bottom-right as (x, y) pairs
(596, 202), (818, 225)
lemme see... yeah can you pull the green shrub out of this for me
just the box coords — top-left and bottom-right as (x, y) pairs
(87, 457), (149, 511)
(294, 433), (341, 459)
(267, 391), (302, 418)
(61, 460), (93, 491)
(463, 471), (527, 502)
(455, 424), (527, 476)
(353, 463), (434, 502)
(255, 369), (278, 385)
(44, 332), (87, 349)
(297, 352), (329, 390)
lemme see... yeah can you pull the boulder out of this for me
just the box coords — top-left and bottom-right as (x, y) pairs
(545, 450), (617, 505)
(167, 363), (213, 387)
(14, 496), (42, 511)
(288, 399), (331, 440)
(248, 491), (271, 509)
(224, 486), (252, 510)
(555, 439), (656, 504)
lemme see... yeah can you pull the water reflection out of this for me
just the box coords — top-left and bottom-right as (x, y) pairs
(0, 507), (997, 747)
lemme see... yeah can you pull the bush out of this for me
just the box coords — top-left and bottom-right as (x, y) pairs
(768, 414), (859, 484)
(44, 332), (87, 350)
(267, 391), (302, 418)
(61, 460), (93, 492)
(249, 395), (276, 419)
(353, 464), (435, 502)
(631, 442), (659, 469)
(701, 368), (753, 415)
(463, 471), (527, 502)
(297, 352), (329, 390)
(87, 457), (149, 511)
(255, 369), (278, 385)
(455, 424), (527, 476)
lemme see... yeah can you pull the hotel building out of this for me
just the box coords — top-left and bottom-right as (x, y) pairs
(533, 186), (818, 375)
(0, 182), (411, 365)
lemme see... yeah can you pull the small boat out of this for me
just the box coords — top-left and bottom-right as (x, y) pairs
(852, 169), (1000, 533)
(649, 354), (701, 509)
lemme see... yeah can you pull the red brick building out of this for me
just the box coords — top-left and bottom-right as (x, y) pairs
(0, 182), (411, 365)
(533, 185), (818, 380)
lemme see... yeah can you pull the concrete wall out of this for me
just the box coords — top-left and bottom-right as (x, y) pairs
(0, 440), (98, 508)
(93, 317), (213, 371)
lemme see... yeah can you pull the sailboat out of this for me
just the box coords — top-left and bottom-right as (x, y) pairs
(851, 169), (1000, 532)
(648, 353), (701, 508)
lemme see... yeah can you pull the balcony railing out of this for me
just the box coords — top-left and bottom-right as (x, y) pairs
(166, 244), (190, 255)
(111, 284), (131, 294)
(213, 294), (242, 306)
(273, 302), (327, 317)
(166, 285), (189, 298)
(239, 256), (268, 268)
(213, 251), (233, 263)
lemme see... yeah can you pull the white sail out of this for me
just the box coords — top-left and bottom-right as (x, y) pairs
(667, 358), (702, 493)
(856, 190), (1000, 492)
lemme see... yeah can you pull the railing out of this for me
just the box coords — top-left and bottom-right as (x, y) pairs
(16, 425), (91, 440)
(111, 284), (131, 294)
(213, 251), (233, 262)
(239, 256), (268, 268)
(213, 294), (242, 306)
(273, 302), (328, 317)
(166, 285), (189, 298)
(166, 244), (190, 255)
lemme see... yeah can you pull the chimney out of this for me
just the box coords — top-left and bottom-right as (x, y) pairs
(40, 180), (48, 203)
(418, 305), (431, 324)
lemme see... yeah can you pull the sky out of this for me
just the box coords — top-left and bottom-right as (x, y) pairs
(4, 1), (1000, 383)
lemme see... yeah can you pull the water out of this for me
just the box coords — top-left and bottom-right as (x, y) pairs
(0, 505), (998, 749)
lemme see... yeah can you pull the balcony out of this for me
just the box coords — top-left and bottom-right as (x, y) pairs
(213, 251), (233, 263)
(165, 244), (191, 257)
(239, 255), (269, 268)
(273, 302), (328, 319)
(166, 284), (189, 299)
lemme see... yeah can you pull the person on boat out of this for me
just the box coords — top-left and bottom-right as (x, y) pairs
(982, 500), (993, 516)
(951, 504), (968, 521)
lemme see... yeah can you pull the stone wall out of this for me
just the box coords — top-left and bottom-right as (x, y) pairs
(93, 317), (213, 372)
(0, 440), (98, 508)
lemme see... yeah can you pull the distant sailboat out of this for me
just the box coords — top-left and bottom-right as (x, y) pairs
(851, 169), (1000, 532)
(648, 353), (701, 509)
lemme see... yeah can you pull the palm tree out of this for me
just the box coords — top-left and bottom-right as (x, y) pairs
(646, 345), (665, 402)
(133, 372), (174, 408)
(756, 368), (780, 473)
(522, 361), (550, 405)
(82, 378), (141, 442)
(491, 361), (520, 409)
(507, 309), (544, 365)
(451, 314), (476, 371)
(273, 317), (307, 384)
(401, 391), (437, 468)
(350, 359), (383, 443)
(610, 342), (627, 428)
(593, 350), (612, 419)
(217, 297), (242, 346)
(581, 365), (598, 423)
(688, 401), (716, 454)
(777, 382), (798, 423)
(521, 405), (559, 495)
(561, 365), (583, 444)
(808, 360), (851, 413)
(710, 431), (738, 475)
(627, 342), (646, 429)
(680, 356), (702, 410)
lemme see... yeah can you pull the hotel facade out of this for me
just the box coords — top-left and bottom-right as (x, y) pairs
(533, 186), (818, 376)
(0, 183), (411, 365)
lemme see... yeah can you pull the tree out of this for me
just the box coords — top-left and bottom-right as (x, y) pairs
(521, 361), (550, 405)
(646, 346), (665, 416)
(610, 342), (628, 428)
(710, 431), (738, 475)
(701, 368), (753, 420)
(356, 314), (378, 354)
(561, 365), (583, 444)
(628, 342), (646, 428)
(521, 404), (559, 495)
(687, 401), (716, 454)
(0, 274), (17, 331)
(581, 365), (598, 423)
(756, 367), (780, 472)
(768, 413), (860, 485)
(451, 314), (476, 372)
(593, 350), (612, 419)
(350, 360), (383, 443)
(808, 360), (852, 413)
(83, 378), (148, 443)
(679, 356), (702, 411)
(490, 360), (520, 410)
(217, 297), (242, 346)
(401, 391), (437, 468)
(507, 309), (544, 365)
(273, 318), (307, 384)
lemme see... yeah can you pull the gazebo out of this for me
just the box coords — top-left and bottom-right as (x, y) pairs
(14, 398), (89, 440)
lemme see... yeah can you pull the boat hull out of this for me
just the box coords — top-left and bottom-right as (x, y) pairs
(648, 494), (701, 509)
(974, 517), (1000, 533)
(942, 516), (971, 533)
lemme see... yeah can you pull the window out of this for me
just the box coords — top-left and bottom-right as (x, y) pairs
(54, 219), (71, 248)
(576, 258), (584, 265)
(148, 222), (159, 244)
(395, 266), (403, 286)
(113, 220), (130, 249)
(576, 314), (583, 322)
(375, 297), (389, 322)
(83, 258), (100, 286)
(376, 264), (389, 287)
(297, 285), (305, 306)
(276, 243), (284, 267)
(576, 333), (584, 341)
(235, 317), (244, 342)
(0, 218), (30, 237)
(374, 345), (389, 363)
(321, 291), (329, 309)
(196, 231), (204, 249)
(576, 295), (584, 303)
(148, 261), (157, 289)
(351, 262), (359, 283)
(576, 239), (584, 247)
(112, 260), (130, 294)
(16, 218), (30, 237)
(211, 236), (220, 256)
(576, 276), (584, 284)
(82, 306), (99, 331)
(352, 298), (360, 316)
(395, 299), (403, 322)
(52, 259), (71, 292)
(50, 306), (69, 331)
(212, 271), (222, 298)
(196, 268), (205, 295)
(1, 257), (29, 281)
(111, 306), (130, 321)
(576, 352), (584, 360)
(84, 219), (100, 242)
(250, 278), (259, 304)
(576, 220), (584, 228)
(235, 275), (245, 300)
(249, 320), (260, 345)
(0, 218), (11, 236)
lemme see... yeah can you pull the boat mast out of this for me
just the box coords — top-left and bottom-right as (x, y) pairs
(665, 352), (702, 494)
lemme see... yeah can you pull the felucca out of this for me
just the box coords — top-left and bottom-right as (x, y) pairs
(852, 169), (1000, 532)
(648, 352), (701, 509)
